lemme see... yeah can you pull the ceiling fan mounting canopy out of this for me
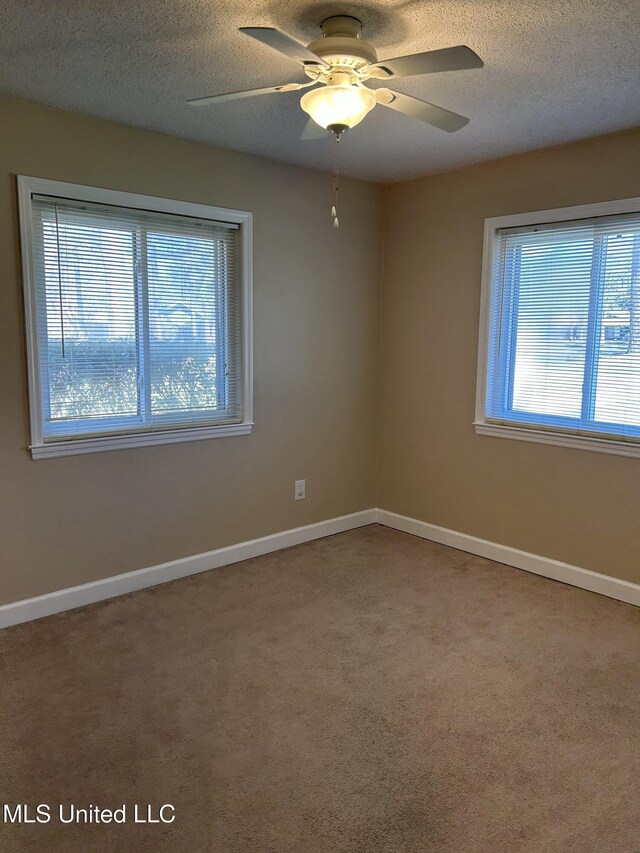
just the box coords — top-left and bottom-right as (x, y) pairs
(319, 16), (363, 38)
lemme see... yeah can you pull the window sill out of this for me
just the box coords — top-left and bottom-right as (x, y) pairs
(31, 422), (254, 459)
(474, 421), (640, 460)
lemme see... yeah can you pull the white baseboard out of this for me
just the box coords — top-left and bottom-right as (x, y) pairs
(2, 507), (637, 629)
(376, 509), (640, 608)
(0, 509), (377, 629)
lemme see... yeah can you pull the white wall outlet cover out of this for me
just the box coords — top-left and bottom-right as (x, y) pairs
(295, 479), (306, 500)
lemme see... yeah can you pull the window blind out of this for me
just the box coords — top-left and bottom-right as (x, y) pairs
(485, 211), (640, 441)
(31, 194), (242, 442)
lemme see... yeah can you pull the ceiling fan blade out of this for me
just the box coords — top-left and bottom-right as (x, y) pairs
(239, 27), (328, 67)
(188, 82), (306, 106)
(376, 88), (469, 132)
(300, 119), (328, 140)
(366, 45), (483, 79)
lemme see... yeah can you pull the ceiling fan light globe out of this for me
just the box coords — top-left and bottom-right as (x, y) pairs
(300, 85), (376, 130)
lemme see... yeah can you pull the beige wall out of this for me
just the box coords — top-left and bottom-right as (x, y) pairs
(0, 96), (384, 604)
(3, 93), (639, 607)
(379, 128), (640, 586)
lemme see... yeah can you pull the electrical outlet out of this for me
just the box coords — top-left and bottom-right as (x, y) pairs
(295, 479), (306, 501)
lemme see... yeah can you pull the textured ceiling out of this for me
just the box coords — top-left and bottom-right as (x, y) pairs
(2, 0), (640, 182)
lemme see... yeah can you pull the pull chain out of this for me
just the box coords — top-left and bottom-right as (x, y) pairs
(331, 130), (341, 229)
(54, 203), (66, 358)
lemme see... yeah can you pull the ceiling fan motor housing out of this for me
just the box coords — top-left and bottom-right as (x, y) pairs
(305, 15), (378, 77)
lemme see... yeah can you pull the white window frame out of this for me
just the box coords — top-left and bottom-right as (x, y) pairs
(475, 196), (640, 460)
(18, 176), (253, 459)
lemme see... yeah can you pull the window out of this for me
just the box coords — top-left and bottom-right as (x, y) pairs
(476, 198), (640, 458)
(18, 177), (253, 458)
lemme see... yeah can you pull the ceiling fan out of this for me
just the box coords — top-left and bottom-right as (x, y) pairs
(188, 15), (483, 136)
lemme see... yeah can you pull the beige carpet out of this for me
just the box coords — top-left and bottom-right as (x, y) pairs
(1, 525), (638, 852)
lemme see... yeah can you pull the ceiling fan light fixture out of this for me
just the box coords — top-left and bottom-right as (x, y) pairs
(300, 84), (376, 130)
